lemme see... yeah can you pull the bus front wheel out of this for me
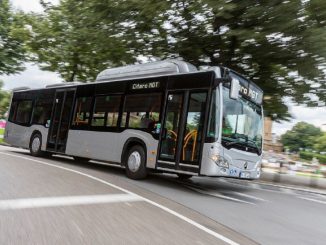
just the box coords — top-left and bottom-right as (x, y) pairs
(125, 145), (148, 180)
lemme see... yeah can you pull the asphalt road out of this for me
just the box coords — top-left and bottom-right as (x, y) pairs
(0, 145), (325, 245)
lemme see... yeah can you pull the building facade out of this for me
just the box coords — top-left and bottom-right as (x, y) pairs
(263, 117), (283, 153)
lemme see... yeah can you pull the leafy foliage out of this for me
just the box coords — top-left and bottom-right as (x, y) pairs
(0, 0), (28, 75)
(27, 0), (135, 82)
(281, 122), (323, 152)
(27, 0), (326, 120)
(314, 133), (326, 153)
(0, 81), (10, 119)
(299, 151), (326, 164)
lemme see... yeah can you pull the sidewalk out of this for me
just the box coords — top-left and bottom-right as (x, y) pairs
(259, 170), (326, 193)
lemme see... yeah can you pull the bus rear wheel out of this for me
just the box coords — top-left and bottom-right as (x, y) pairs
(125, 145), (147, 180)
(30, 133), (44, 157)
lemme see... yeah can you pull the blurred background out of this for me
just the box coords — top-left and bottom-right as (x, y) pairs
(0, 2), (326, 245)
(0, 0), (325, 184)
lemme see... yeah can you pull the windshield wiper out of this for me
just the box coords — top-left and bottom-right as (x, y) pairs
(246, 138), (262, 154)
(225, 139), (244, 146)
(223, 136), (261, 154)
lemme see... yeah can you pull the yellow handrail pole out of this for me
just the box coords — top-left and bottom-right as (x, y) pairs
(168, 130), (177, 140)
(182, 130), (196, 161)
(191, 132), (197, 161)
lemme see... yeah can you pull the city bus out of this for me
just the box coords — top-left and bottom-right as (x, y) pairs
(4, 60), (264, 180)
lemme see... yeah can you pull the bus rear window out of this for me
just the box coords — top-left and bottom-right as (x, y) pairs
(8, 101), (18, 122)
(15, 100), (33, 125)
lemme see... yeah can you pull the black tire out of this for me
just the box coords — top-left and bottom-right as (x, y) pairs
(30, 133), (45, 157)
(177, 174), (193, 180)
(124, 145), (148, 180)
(73, 156), (90, 163)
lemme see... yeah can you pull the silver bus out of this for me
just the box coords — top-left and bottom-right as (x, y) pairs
(4, 60), (264, 180)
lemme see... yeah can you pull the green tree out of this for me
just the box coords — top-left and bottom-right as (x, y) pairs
(314, 133), (326, 153)
(281, 122), (323, 152)
(86, 0), (326, 120)
(27, 0), (135, 82)
(0, 81), (10, 119)
(0, 0), (28, 75)
(27, 0), (326, 120)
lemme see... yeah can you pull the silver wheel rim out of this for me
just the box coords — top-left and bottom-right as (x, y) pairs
(32, 137), (41, 153)
(127, 151), (141, 173)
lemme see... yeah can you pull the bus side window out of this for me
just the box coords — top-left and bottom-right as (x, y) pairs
(91, 95), (121, 127)
(122, 93), (161, 130)
(206, 89), (219, 141)
(32, 98), (53, 125)
(73, 97), (92, 126)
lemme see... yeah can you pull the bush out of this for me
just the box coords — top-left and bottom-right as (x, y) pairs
(0, 128), (4, 143)
(299, 151), (326, 164)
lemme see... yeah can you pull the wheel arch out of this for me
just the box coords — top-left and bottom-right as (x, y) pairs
(29, 130), (46, 157)
(121, 137), (147, 166)
(29, 130), (42, 147)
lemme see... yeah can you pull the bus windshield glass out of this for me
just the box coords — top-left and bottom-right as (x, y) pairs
(222, 87), (263, 154)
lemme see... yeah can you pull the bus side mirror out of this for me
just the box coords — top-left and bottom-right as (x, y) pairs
(230, 78), (240, 100)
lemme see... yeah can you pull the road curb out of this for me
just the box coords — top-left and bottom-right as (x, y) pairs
(251, 180), (326, 195)
(0, 143), (11, 147)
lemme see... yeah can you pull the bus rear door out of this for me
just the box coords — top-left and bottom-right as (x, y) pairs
(47, 88), (76, 153)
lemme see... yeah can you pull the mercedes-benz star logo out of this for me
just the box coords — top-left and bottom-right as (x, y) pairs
(244, 162), (248, 169)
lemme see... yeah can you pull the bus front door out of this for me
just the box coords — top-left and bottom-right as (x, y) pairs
(158, 91), (208, 173)
(47, 89), (76, 153)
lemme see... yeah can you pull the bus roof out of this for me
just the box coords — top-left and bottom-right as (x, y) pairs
(96, 59), (198, 82)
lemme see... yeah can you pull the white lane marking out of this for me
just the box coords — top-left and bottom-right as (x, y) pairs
(299, 197), (326, 205)
(316, 194), (326, 200)
(182, 180), (265, 203)
(253, 181), (326, 195)
(0, 151), (239, 245)
(227, 180), (263, 191)
(0, 194), (142, 210)
(232, 192), (267, 202)
(185, 186), (256, 205)
(281, 188), (296, 195)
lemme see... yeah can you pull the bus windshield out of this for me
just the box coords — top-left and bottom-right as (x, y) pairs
(222, 87), (263, 154)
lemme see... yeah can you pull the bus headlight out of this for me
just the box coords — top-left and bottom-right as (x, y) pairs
(211, 154), (229, 168)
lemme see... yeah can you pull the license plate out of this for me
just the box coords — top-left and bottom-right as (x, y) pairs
(240, 171), (250, 179)
(229, 168), (239, 177)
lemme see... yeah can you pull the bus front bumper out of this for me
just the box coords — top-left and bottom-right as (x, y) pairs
(213, 165), (261, 180)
